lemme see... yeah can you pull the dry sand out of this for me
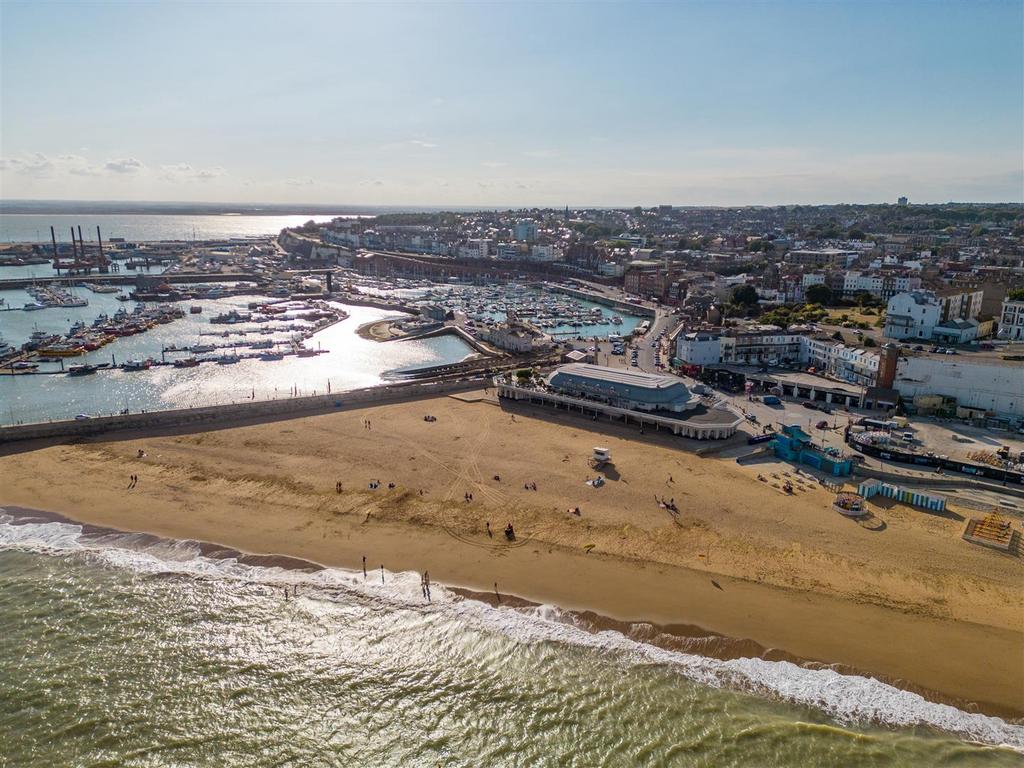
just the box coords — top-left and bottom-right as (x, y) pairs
(2, 391), (1021, 715)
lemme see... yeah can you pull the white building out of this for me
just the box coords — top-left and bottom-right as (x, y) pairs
(894, 356), (1024, 420)
(675, 331), (722, 365)
(884, 291), (944, 340)
(842, 271), (921, 300)
(529, 244), (562, 262)
(802, 273), (826, 288)
(497, 243), (525, 260)
(883, 289), (984, 341)
(598, 262), (625, 278)
(675, 330), (881, 387)
(803, 338), (879, 387)
(459, 238), (491, 259)
(998, 298), (1024, 341)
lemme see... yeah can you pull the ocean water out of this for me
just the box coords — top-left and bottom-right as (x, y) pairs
(1, 510), (1021, 767)
(0, 213), (348, 245)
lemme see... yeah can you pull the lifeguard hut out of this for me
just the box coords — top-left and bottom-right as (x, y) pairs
(590, 446), (611, 469)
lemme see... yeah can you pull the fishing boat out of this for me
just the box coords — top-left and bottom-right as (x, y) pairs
(210, 310), (252, 324)
(190, 344), (215, 353)
(173, 357), (200, 368)
(258, 351), (285, 361)
(22, 301), (47, 311)
(121, 359), (153, 371)
(611, 315), (623, 325)
(216, 353), (241, 364)
(38, 342), (86, 357)
(67, 364), (98, 376)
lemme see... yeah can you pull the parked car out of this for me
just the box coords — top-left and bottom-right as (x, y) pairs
(815, 420), (829, 430)
(801, 401), (818, 410)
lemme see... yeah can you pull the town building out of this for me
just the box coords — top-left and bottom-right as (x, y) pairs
(512, 221), (539, 242)
(841, 271), (921, 300)
(546, 364), (696, 413)
(675, 331), (723, 365)
(883, 288), (984, 340)
(998, 297), (1024, 341)
(785, 249), (859, 268)
(477, 322), (540, 353)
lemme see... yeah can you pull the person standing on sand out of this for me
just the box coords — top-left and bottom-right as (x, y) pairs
(486, 521), (492, 538)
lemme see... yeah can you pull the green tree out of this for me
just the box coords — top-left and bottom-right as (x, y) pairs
(805, 284), (832, 305)
(847, 228), (866, 240)
(1007, 288), (1024, 301)
(731, 284), (759, 307)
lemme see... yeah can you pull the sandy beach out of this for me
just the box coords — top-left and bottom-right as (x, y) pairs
(2, 390), (1021, 715)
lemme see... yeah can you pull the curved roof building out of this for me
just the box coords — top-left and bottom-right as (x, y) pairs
(546, 363), (696, 413)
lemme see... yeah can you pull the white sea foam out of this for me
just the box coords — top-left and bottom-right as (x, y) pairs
(1, 510), (1022, 751)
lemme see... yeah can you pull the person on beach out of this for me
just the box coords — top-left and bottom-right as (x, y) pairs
(362, 556), (367, 578)
(486, 521), (492, 538)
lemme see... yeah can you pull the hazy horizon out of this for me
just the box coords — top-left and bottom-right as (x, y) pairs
(2, 1), (1022, 206)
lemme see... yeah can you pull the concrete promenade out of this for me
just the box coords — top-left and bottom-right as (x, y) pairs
(0, 377), (486, 445)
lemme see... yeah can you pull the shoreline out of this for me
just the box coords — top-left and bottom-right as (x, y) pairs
(1, 393), (1021, 717)
(2, 504), (1015, 722)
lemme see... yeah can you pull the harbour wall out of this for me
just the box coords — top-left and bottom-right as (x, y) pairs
(542, 284), (656, 318)
(0, 377), (486, 445)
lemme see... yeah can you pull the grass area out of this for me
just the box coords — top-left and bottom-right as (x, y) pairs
(823, 308), (885, 327)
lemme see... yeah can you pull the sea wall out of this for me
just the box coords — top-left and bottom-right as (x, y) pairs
(542, 284), (656, 318)
(0, 378), (486, 444)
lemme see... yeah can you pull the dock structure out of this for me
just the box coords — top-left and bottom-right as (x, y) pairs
(542, 283), (656, 318)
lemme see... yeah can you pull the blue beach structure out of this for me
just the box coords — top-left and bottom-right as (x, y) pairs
(772, 423), (852, 476)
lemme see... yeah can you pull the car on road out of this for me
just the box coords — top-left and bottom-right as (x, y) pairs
(801, 401), (818, 410)
(815, 420), (829, 430)
(74, 414), (92, 421)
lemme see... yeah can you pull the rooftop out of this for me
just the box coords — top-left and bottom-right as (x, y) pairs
(550, 363), (685, 392)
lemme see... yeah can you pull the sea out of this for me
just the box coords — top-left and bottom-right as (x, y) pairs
(0, 213), (350, 246)
(1, 509), (1021, 767)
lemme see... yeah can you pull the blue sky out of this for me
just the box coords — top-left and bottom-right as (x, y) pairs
(1, 0), (1021, 206)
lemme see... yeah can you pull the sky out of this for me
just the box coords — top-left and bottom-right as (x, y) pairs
(1, 0), (1021, 207)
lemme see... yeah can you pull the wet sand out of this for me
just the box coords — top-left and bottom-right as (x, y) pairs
(1, 391), (1021, 715)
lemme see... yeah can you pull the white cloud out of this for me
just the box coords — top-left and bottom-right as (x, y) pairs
(285, 178), (315, 187)
(481, 161), (507, 168)
(161, 163), (226, 182)
(0, 152), (56, 177)
(409, 139), (438, 149)
(104, 157), (144, 174)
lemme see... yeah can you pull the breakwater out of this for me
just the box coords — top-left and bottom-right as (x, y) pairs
(0, 377), (486, 445)
(543, 283), (655, 317)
